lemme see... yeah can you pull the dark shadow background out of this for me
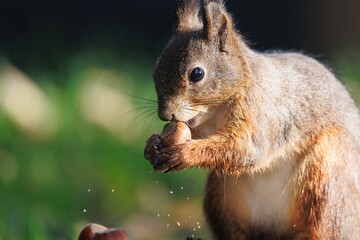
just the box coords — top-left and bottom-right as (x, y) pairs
(1, 0), (360, 75)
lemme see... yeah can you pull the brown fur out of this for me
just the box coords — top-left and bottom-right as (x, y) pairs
(144, 0), (360, 239)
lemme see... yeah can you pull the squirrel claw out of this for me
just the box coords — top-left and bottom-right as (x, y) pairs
(144, 134), (162, 165)
(152, 146), (186, 173)
(164, 162), (187, 173)
(145, 133), (190, 173)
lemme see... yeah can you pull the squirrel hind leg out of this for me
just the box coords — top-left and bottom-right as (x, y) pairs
(203, 172), (249, 240)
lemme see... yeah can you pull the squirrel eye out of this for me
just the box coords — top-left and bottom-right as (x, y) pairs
(189, 67), (204, 83)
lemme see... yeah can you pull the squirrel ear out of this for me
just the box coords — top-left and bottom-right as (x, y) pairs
(174, 0), (202, 33)
(202, 0), (235, 52)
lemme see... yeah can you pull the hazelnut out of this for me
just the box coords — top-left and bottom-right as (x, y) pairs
(160, 122), (191, 147)
(78, 223), (108, 240)
(78, 223), (128, 240)
(93, 229), (128, 240)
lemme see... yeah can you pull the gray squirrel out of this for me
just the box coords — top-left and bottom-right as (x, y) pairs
(144, 0), (360, 239)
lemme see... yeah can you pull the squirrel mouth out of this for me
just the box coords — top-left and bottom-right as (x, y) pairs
(185, 114), (200, 128)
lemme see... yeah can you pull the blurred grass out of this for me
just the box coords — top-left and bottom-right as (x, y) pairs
(0, 53), (209, 240)
(0, 52), (359, 240)
(335, 57), (360, 105)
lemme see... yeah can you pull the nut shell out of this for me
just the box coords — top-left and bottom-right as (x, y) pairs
(78, 223), (128, 240)
(78, 223), (108, 240)
(160, 122), (191, 147)
(93, 229), (128, 240)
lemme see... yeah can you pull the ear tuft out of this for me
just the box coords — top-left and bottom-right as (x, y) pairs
(202, 0), (235, 52)
(174, 0), (202, 33)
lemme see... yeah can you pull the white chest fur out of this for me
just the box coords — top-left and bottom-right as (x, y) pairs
(226, 157), (295, 232)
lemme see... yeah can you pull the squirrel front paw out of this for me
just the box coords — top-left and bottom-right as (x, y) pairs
(153, 145), (189, 173)
(144, 122), (192, 173)
(144, 137), (189, 173)
(144, 133), (163, 166)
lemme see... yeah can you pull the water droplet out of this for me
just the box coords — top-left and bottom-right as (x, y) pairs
(170, 190), (174, 194)
(180, 186), (184, 190)
(197, 221), (200, 225)
(186, 197), (190, 200)
(189, 215), (192, 219)
(111, 188), (115, 193)
(157, 213), (160, 217)
(167, 214), (170, 217)
(155, 181), (158, 184)
(177, 221), (181, 226)
(88, 189), (91, 192)
(198, 225), (201, 229)
(83, 209), (87, 213)
(193, 228), (196, 232)
(166, 223), (170, 229)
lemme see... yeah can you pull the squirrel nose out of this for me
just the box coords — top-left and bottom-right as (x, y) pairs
(158, 98), (176, 121)
(158, 110), (175, 121)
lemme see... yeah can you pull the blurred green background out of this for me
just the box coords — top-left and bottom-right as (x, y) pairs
(0, 0), (359, 239)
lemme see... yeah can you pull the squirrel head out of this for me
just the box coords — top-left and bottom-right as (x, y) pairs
(153, 0), (251, 127)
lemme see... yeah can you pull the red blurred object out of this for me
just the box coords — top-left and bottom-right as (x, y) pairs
(78, 223), (129, 240)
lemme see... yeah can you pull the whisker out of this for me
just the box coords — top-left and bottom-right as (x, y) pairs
(122, 92), (158, 103)
(145, 113), (161, 134)
(141, 111), (158, 128)
(141, 111), (159, 131)
(130, 108), (157, 126)
(118, 105), (157, 119)
(113, 99), (157, 106)
(127, 109), (157, 131)
(183, 107), (207, 115)
(190, 100), (223, 107)
(183, 107), (217, 119)
(131, 101), (158, 106)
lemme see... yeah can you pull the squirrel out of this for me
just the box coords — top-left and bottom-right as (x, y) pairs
(144, 0), (360, 239)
